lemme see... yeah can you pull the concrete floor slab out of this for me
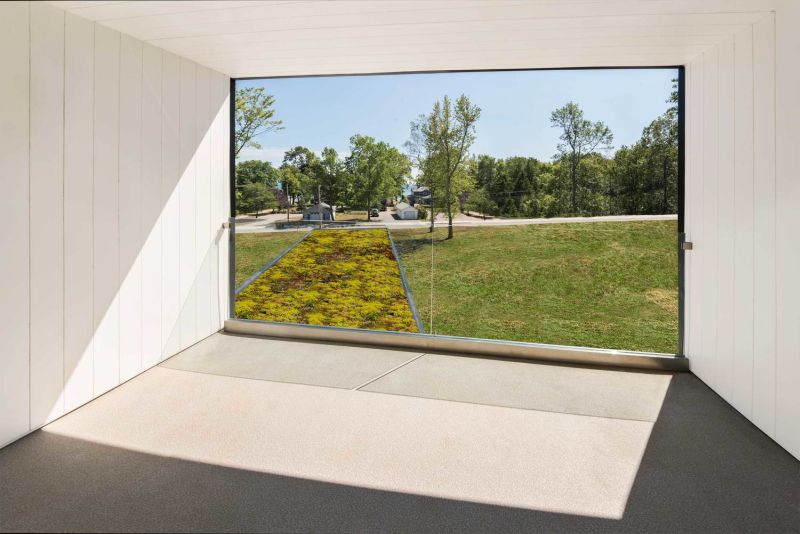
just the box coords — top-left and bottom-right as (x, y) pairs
(160, 333), (421, 389)
(361, 353), (672, 421)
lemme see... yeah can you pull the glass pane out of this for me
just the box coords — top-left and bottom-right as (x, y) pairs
(232, 67), (680, 354)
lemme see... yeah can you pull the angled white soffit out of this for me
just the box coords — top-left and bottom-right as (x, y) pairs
(49, 0), (774, 78)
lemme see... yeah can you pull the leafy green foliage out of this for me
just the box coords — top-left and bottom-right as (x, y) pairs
(346, 135), (410, 220)
(550, 101), (614, 214)
(235, 229), (418, 332)
(407, 95), (481, 238)
(237, 182), (278, 217)
(234, 87), (283, 157)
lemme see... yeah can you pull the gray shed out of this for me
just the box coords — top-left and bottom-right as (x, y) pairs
(302, 202), (335, 221)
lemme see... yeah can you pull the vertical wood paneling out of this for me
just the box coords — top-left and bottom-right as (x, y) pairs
(63, 12), (94, 412)
(0, 1), (30, 446)
(774, 0), (800, 458)
(118, 34), (143, 382)
(1, 2), (230, 448)
(751, 14), (776, 436)
(210, 72), (228, 327)
(92, 24), (121, 396)
(715, 38), (735, 401)
(161, 51), (181, 359)
(698, 47), (719, 386)
(195, 66), (212, 337)
(141, 44), (163, 369)
(732, 26), (755, 417)
(29, 2), (65, 428)
(178, 58), (197, 350)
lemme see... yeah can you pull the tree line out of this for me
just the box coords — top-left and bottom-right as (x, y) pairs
(235, 135), (410, 220)
(235, 81), (679, 235)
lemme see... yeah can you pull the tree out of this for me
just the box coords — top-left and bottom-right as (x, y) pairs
(346, 135), (409, 220)
(238, 182), (276, 217)
(234, 87), (283, 158)
(319, 147), (350, 209)
(609, 80), (678, 215)
(550, 102), (613, 214)
(465, 188), (497, 220)
(235, 160), (278, 187)
(281, 146), (320, 207)
(278, 165), (304, 209)
(407, 94), (481, 238)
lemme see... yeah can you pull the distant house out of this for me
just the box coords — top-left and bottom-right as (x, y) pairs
(395, 202), (419, 220)
(302, 202), (335, 221)
(409, 186), (431, 206)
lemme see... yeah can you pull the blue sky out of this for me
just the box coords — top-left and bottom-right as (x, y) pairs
(238, 68), (677, 167)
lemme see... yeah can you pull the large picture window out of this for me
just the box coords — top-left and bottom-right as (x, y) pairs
(230, 68), (682, 355)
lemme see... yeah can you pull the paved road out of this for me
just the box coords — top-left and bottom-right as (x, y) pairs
(234, 212), (678, 234)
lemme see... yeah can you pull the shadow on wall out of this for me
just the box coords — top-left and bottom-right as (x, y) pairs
(0, 374), (797, 532)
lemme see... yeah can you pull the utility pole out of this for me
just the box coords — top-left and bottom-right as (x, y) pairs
(286, 181), (290, 222)
(318, 183), (322, 230)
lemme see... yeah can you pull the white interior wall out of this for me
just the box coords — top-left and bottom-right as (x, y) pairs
(684, 1), (799, 460)
(0, 1), (230, 448)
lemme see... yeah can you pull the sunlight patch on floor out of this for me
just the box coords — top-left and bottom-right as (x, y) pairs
(42, 365), (670, 518)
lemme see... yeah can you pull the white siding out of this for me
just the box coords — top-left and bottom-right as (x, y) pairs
(0, 1), (31, 447)
(92, 23), (120, 396)
(63, 12), (95, 413)
(0, 2), (230, 448)
(29, 2), (65, 428)
(686, 5), (800, 459)
(773, 0), (800, 459)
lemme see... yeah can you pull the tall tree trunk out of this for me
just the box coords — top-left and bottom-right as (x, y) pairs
(447, 211), (453, 239)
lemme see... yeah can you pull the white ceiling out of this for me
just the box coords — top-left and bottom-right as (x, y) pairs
(49, 0), (774, 78)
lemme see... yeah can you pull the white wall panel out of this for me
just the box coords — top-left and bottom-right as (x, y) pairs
(750, 14), (776, 436)
(210, 72), (229, 325)
(63, 12), (95, 412)
(686, 7), (800, 459)
(141, 43), (163, 369)
(119, 34), (143, 382)
(178, 58), (197, 350)
(774, 0), (800, 459)
(92, 24), (121, 396)
(29, 2), (65, 428)
(0, 1), (31, 447)
(714, 37), (735, 401)
(0, 2), (230, 447)
(698, 47), (719, 387)
(731, 26), (755, 418)
(195, 66), (212, 339)
(161, 51), (182, 359)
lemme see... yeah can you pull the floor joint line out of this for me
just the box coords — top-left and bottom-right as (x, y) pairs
(353, 353), (426, 390)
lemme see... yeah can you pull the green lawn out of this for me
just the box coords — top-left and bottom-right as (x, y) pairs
(235, 231), (305, 287)
(391, 220), (678, 353)
(234, 221), (679, 353)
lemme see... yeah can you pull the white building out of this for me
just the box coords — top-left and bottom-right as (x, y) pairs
(394, 202), (419, 220)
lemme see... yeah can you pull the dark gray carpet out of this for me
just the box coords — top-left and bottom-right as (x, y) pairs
(0, 373), (797, 533)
